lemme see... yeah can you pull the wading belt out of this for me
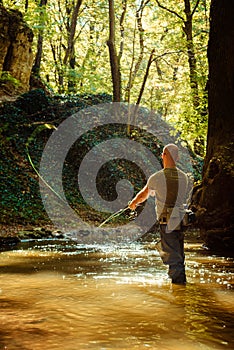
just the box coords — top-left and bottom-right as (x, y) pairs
(159, 206), (183, 231)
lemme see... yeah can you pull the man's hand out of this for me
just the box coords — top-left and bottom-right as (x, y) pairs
(128, 185), (149, 211)
(128, 200), (137, 211)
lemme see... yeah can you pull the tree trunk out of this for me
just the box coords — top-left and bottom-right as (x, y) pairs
(133, 48), (155, 120)
(124, 1), (146, 104)
(182, 0), (199, 108)
(107, 0), (121, 102)
(31, 0), (47, 77)
(0, 4), (33, 94)
(63, 0), (83, 92)
(155, 0), (200, 109)
(191, 0), (234, 253)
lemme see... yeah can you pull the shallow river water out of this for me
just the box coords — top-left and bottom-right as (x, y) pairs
(0, 236), (233, 350)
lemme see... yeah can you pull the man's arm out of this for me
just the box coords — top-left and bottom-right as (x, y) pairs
(128, 185), (150, 210)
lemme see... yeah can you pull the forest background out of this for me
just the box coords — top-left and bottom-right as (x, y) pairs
(1, 0), (210, 156)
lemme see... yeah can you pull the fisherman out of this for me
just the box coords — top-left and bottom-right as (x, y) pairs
(128, 143), (189, 284)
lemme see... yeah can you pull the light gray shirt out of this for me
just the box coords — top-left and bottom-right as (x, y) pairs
(147, 167), (189, 220)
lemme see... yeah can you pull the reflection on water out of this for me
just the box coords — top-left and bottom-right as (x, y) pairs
(0, 238), (233, 350)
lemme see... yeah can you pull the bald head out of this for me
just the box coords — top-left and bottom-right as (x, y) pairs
(162, 143), (179, 166)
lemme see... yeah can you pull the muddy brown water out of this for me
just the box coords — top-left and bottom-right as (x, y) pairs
(0, 237), (233, 350)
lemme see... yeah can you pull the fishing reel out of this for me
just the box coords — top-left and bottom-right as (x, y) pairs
(126, 209), (138, 220)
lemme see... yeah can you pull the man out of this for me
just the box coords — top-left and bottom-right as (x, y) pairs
(128, 143), (189, 284)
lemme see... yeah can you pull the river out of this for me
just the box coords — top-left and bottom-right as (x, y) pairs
(0, 235), (233, 350)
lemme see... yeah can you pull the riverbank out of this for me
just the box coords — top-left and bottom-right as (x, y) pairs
(0, 224), (60, 250)
(0, 222), (202, 250)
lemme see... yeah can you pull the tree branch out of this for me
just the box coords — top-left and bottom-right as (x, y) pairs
(155, 0), (185, 22)
(118, 0), (127, 61)
(191, 0), (200, 17)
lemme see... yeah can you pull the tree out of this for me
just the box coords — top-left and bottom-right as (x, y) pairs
(63, 0), (83, 92)
(2, 0), (210, 152)
(107, 0), (122, 102)
(155, 0), (208, 155)
(47, 0), (83, 93)
(156, 0), (200, 107)
(124, 0), (149, 104)
(0, 3), (34, 93)
(192, 0), (234, 252)
(31, 0), (47, 82)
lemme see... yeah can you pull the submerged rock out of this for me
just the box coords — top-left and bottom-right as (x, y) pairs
(17, 227), (64, 240)
(0, 236), (20, 250)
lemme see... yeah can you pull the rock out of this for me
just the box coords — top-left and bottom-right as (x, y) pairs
(200, 228), (234, 256)
(0, 5), (34, 94)
(191, 144), (234, 254)
(17, 227), (54, 240)
(0, 236), (20, 250)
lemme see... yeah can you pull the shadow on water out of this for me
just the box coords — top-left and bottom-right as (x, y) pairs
(0, 238), (233, 349)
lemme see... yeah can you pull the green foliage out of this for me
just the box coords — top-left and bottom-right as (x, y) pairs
(0, 132), (46, 224)
(0, 91), (113, 225)
(2, 0), (210, 153)
(15, 89), (50, 114)
(0, 71), (21, 89)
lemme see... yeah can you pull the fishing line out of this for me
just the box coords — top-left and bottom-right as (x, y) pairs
(26, 123), (68, 205)
(26, 125), (137, 230)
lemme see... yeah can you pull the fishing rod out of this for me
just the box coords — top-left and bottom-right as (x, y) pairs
(26, 124), (139, 230)
(26, 126), (137, 229)
(98, 202), (140, 227)
(98, 206), (130, 227)
(98, 206), (161, 247)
